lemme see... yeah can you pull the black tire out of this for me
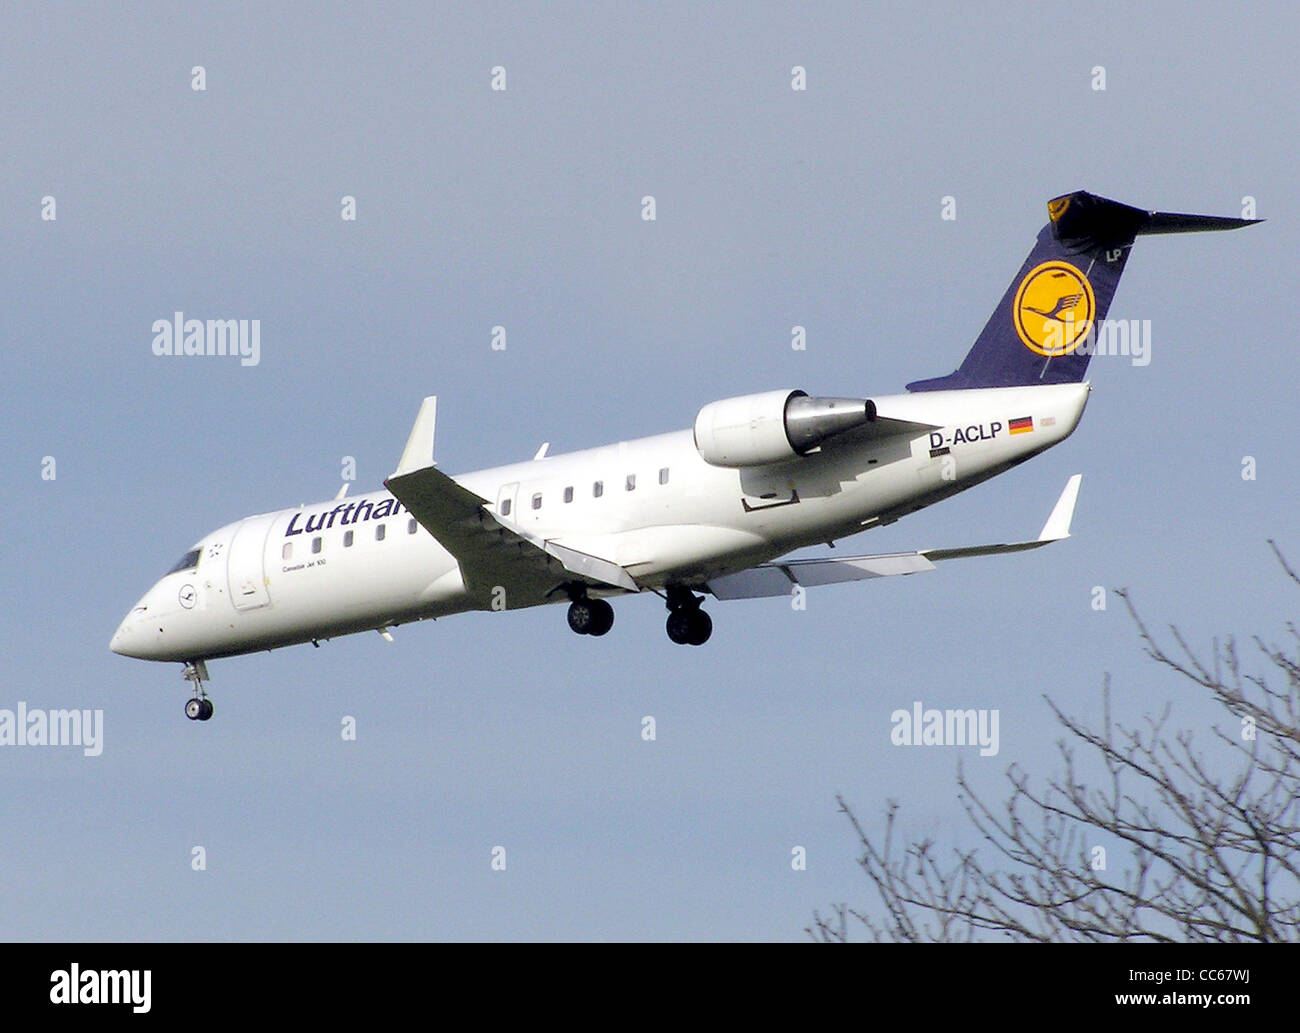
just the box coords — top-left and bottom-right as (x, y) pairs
(199, 699), (214, 721)
(567, 600), (594, 635)
(185, 698), (203, 720)
(666, 611), (694, 644)
(686, 609), (713, 646)
(587, 599), (614, 636)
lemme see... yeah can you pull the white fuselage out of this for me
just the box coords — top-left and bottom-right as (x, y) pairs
(110, 383), (1089, 662)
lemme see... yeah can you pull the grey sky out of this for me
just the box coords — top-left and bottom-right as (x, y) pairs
(1, 2), (1294, 939)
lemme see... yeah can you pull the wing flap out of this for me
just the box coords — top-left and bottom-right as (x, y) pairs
(708, 552), (935, 599)
(707, 475), (1081, 600)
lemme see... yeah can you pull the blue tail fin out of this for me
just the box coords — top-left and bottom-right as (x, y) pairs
(906, 191), (1260, 392)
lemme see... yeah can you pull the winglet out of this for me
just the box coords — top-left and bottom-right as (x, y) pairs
(1038, 474), (1082, 542)
(393, 396), (437, 477)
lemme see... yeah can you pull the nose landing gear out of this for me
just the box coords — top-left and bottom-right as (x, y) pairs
(184, 697), (213, 721)
(665, 586), (712, 645)
(182, 660), (214, 721)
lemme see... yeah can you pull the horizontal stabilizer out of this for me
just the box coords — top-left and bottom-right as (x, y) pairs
(1048, 192), (1261, 248)
(1138, 210), (1262, 236)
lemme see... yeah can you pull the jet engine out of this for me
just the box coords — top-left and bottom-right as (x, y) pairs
(692, 389), (878, 468)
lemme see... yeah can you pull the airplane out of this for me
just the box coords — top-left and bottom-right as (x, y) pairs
(110, 190), (1259, 720)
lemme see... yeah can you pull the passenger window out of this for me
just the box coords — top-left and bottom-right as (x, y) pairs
(311, 537), (322, 554)
(408, 518), (417, 534)
(501, 498), (512, 516)
(376, 524), (386, 542)
(593, 481), (603, 498)
(659, 467), (669, 485)
(532, 493), (543, 510)
(282, 543), (293, 560)
(626, 474), (636, 491)
(344, 530), (354, 547)
(564, 486), (574, 503)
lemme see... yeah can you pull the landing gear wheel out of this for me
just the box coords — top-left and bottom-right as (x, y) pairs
(587, 599), (614, 637)
(185, 698), (203, 721)
(569, 598), (615, 636)
(567, 600), (596, 635)
(198, 699), (214, 721)
(685, 609), (712, 646)
(665, 586), (713, 645)
(666, 611), (694, 645)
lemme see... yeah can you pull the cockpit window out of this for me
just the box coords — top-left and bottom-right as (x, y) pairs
(168, 548), (201, 575)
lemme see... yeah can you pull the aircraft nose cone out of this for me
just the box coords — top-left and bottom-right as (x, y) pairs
(110, 618), (133, 657)
(110, 611), (151, 659)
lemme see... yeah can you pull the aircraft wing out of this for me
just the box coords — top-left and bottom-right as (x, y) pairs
(384, 397), (639, 604)
(707, 475), (1081, 600)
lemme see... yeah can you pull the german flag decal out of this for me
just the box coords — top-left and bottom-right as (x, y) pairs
(1008, 416), (1034, 435)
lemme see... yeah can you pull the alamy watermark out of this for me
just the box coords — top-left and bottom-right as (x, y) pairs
(890, 700), (1000, 756)
(151, 311), (260, 367)
(1042, 316), (1153, 367)
(0, 702), (103, 756)
(50, 964), (150, 1013)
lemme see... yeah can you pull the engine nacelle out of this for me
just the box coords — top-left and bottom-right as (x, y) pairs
(692, 389), (878, 468)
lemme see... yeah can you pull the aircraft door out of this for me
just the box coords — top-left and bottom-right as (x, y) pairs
(226, 513), (278, 611)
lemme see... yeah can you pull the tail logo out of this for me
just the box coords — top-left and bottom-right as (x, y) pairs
(1013, 261), (1095, 356)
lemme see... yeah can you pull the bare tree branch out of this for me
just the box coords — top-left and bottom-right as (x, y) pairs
(812, 548), (1300, 942)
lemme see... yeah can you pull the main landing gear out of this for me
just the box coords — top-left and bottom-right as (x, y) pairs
(665, 586), (712, 646)
(566, 588), (615, 637)
(182, 660), (214, 721)
(561, 583), (712, 644)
